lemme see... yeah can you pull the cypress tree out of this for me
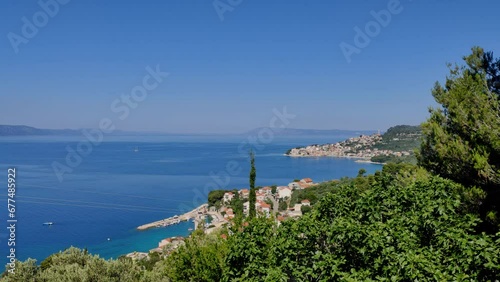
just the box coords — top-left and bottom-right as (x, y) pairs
(249, 150), (256, 218)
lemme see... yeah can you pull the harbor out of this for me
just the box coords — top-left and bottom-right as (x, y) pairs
(136, 204), (208, 231)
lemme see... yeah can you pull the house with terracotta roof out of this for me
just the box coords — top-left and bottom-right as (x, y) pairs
(297, 182), (310, 189)
(300, 178), (313, 184)
(260, 202), (271, 216)
(239, 189), (249, 199)
(256, 191), (266, 201)
(224, 208), (235, 219)
(301, 199), (311, 206)
(255, 200), (264, 209)
(259, 186), (272, 195)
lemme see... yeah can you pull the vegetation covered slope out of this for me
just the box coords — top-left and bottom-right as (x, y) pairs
(373, 125), (421, 152)
(5, 164), (499, 281)
(370, 125), (421, 163)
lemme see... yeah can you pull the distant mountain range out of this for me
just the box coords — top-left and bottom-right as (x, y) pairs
(0, 125), (81, 136)
(0, 125), (133, 136)
(0, 125), (378, 137)
(245, 127), (378, 137)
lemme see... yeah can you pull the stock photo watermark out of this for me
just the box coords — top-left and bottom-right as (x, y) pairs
(6, 168), (17, 274)
(178, 106), (296, 213)
(51, 65), (169, 182)
(339, 0), (408, 63)
(7, 0), (71, 54)
(213, 0), (243, 21)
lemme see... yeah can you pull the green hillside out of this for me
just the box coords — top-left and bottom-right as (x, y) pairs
(370, 125), (422, 163)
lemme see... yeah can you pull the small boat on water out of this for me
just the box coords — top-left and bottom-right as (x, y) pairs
(134, 147), (139, 152)
(188, 228), (193, 231)
(43, 222), (53, 226)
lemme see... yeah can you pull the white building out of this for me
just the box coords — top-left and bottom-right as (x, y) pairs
(277, 187), (292, 199)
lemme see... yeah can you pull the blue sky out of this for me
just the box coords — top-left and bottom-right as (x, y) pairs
(1, 0), (499, 133)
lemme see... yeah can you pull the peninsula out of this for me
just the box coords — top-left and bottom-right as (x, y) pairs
(286, 125), (422, 163)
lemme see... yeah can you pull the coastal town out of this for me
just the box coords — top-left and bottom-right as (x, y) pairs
(126, 127), (422, 261)
(128, 177), (319, 259)
(286, 133), (413, 160)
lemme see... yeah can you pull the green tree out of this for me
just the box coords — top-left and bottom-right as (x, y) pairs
(223, 217), (278, 281)
(264, 198), (273, 210)
(418, 47), (500, 231)
(208, 190), (227, 206)
(162, 230), (228, 282)
(2, 247), (144, 282)
(300, 205), (311, 214)
(357, 168), (366, 177)
(278, 200), (287, 211)
(230, 196), (244, 218)
(464, 47), (500, 95)
(270, 185), (277, 195)
(248, 150), (256, 219)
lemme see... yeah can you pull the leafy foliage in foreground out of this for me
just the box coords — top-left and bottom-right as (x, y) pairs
(2, 248), (146, 282)
(160, 229), (228, 281)
(276, 171), (500, 280)
(3, 165), (500, 281)
(178, 165), (499, 281)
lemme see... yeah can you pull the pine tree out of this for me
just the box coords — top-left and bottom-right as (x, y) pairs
(418, 46), (500, 232)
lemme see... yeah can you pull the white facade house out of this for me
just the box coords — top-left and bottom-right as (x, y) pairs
(278, 187), (292, 199)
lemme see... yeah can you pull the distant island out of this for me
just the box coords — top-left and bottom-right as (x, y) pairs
(285, 125), (422, 163)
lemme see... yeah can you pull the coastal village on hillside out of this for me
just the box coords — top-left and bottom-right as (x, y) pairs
(128, 126), (423, 260)
(286, 127), (421, 162)
(128, 177), (319, 260)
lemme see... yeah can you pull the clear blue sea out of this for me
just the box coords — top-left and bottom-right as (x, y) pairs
(0, 134), (382, 265)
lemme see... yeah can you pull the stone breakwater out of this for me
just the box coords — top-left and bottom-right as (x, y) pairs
(137, 204), (208, 231)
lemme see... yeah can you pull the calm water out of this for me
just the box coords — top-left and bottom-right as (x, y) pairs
(0, 134), (382, 265)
